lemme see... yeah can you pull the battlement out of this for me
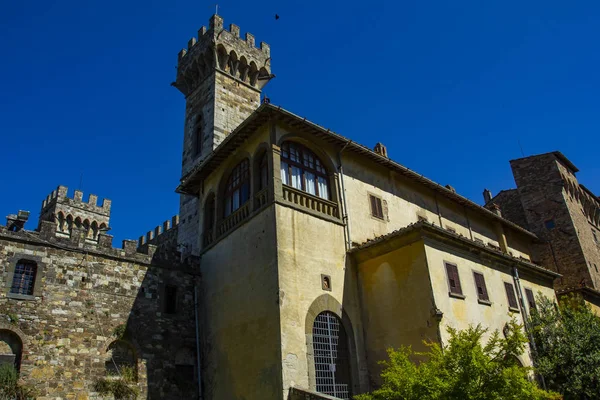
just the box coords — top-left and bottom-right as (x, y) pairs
(41, 185), (111, 216)
(138, 215), (180, 247)
(173, 14), (273, 97)
(137, 216), (181, 262)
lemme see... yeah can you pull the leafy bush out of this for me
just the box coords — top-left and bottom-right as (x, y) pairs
(355, 321), (560, 400)
(0, 364), (35, 400)
(94, 377), (139, 399)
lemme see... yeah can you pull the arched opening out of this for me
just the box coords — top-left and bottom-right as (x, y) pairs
(238, 56), (249, 82)
(105, 340), (137, 381)
(91, 221), (99, 240)
(312, 311), (352, 399)
(228, 50), (239, 76)
(74, 217), (82, 230)
(56, 212), (65, 232)
(248, 62), (258, 86)
(66, 215), (73, 235)
(203, 193), (216, 246)
(223, 159), (250, 217)
(280, 141), (330, 200)
(0, 329), (23, 372)
(83, 219), (91, 239)
(217, 45), (229, 71)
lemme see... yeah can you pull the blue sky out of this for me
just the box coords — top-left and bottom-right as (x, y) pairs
(1, 0), (599, 244)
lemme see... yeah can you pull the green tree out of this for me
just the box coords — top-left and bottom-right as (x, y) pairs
(355, 321), (560, 400)
(530, 294), (600, 399)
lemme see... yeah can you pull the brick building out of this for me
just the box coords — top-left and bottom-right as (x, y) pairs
(489, 152), (600, 314)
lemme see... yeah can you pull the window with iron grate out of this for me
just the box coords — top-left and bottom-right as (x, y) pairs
(10, 261), (37, 296)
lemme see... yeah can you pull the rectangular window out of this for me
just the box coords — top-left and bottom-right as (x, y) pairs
(504, 282), (519, 310)
(473, 272), (489, 302)
(10, 261), (37, 296)
(369, 194), (384, 220)
(525, 288), (536, 311)
(164, 285), (178, 314)
(445, 263), (463, 296)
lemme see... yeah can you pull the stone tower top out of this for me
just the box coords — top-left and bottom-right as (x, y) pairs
(38, 185), (111, 240)
(172, 14), (273, 97)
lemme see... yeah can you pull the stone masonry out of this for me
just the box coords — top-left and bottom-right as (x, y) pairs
(173, 14), (273, 257)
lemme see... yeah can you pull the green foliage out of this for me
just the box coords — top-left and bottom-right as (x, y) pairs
(530, 294), (600, 399)
(0, 364), (35, 400)
(112, 324), (127, 339)
(94, 377), (139, 399)
(6, 313), (18, 325)
(355, 321), (560, 400)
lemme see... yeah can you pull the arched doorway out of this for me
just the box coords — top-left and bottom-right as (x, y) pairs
(312, 311), (351, 399)
(0, 329), (23, 371)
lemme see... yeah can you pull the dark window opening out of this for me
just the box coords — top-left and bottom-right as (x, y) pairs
(280, 141), (329, 200)
(504, 282), (519, 310)
(473, 272), (489, 302)
(525, 288), (536, 311)
(224, 159), (250, 217)
(194, 116), (203, 156)
(10, 261), (37, 296)
(203, 194), (216, 246)
(445, 263), (463, 296)
(175, 364), (195, 382)
(164, 285), (178, 314)
(259, 153), (268, 191)
(545, 219), (555, 230)
(369, 194), (384, 220)
(313, 311), (351, 399)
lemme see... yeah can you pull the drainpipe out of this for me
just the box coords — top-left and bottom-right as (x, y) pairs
(512, 266), (546, 390)
(194, 283), (203, 399)
(337, 140), (352, 250)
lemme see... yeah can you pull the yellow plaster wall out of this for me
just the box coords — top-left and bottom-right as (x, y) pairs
(424, 240), (556, 366)
(275, 204), (369, 398)
(356, 239), (439, 384)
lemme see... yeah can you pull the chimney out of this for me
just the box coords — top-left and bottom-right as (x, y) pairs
(6, 210), (30, 232)
(445, 185), (456, 193)
(489, 203), (502, 217)
(374, 143), (388, 158)
(483, 189), (493, 204)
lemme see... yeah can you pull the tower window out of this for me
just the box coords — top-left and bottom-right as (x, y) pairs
(224, 159), (250, 217)
(280, 141), (329, 200)
(164, 285), (178, 314)
(10, 261), (37, 296)
(194, 116), (203, 156)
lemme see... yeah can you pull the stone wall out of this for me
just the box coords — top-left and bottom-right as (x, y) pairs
(0, 223), (199, 400)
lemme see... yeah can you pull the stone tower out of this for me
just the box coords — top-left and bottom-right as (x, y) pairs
(172, 14), (273, 255)
(38, 185), (111, 240)
(497, 152), (600, 290)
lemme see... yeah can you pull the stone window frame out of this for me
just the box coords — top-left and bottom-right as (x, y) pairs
(4, 254), (45, 301)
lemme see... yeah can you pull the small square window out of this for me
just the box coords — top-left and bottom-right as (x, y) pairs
(545, 219), (555, 230)
(369, 194), (384, 220)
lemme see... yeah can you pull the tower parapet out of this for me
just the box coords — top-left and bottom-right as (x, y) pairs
(172, 14), (273, 97)
(38, 185), (111, 241)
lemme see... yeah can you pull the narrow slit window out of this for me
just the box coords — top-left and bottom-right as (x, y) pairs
(369, 194), (384, 219)
(473, 272), (489, 302)
(504, 282), (519, 310)
(164, 285), (178, 314)
(445, 263), (463, 296)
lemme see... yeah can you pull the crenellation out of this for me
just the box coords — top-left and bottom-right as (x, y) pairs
(230, 24), (240, 37)
(188, 37), (197, 50)
(88, 194), (98, 206)
(198, 26), (207, 37)
(245, 32), (255, 47)
(74, 190), (83, 202)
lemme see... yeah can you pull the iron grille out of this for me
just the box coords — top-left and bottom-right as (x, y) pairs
(313, 311), (351, 399)
(10, 262), (36, 295)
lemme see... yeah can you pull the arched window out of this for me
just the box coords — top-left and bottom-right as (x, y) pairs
(10, 260), (37, 296)
(259, 153), (268, 191)
(280, 142), (329, 200)
(91, 221), (99, 240)
(312, 311), (351, 399)
(203, 194), (215, 246)
(56, 212), (65, 232)
(66, 215), (73, 235)
(224, 159), (250, 217)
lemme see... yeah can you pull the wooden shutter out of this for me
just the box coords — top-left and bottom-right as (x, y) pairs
(504, 282), (518, 309)
(445, 263), (462, 295)
(525, 288), (536, 310)
(369, 195), (384, 219)
(473, 272), (489, 301)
